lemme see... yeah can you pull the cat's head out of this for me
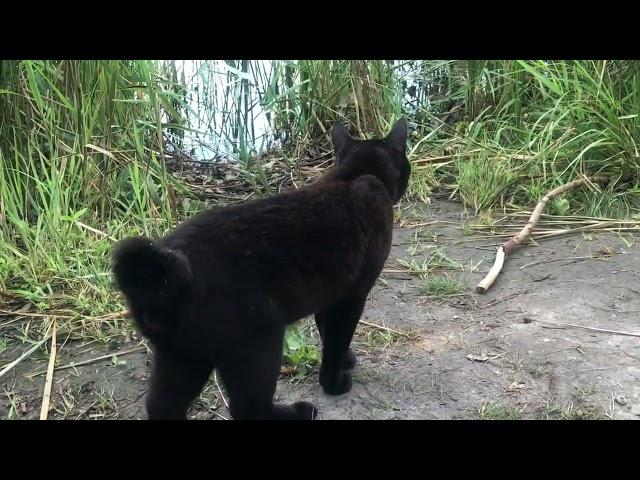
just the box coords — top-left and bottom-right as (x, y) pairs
(331, 118), (411, 204)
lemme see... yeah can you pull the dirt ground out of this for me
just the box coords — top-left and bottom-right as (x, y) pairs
(2, 198), (640, 420)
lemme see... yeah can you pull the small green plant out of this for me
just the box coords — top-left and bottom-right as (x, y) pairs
(541, 402), (603, 420)
(364, 329), (397, 348)
(455, 154), (516, 214)
(283, 327), (319, 379)
(504, 352), (524, 371)
(407, 164), (438, 203)
(529, 364), (549, 378)
(562, 406), (602, 420)
(573, 384), (596, 399)
(398, 247), (476, 278)
(421, 275), (466, 298)
(551, 197), (570, 216)
(407, 239), (434, 257)
(416, 230), (439, 242)
(95, 388), (118, 416)
(478, 401), (522, 420)
(4, 390), (20, 420)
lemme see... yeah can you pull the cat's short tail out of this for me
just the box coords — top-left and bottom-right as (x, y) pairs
(112, 236), (192, 335)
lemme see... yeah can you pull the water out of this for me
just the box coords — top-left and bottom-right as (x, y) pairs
(162, 60), (277, 162)
(162, 60), (453, 162)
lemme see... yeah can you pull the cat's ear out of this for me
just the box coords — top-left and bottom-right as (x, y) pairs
(386, 117), (408, 154)
(331, 122), (352, 154)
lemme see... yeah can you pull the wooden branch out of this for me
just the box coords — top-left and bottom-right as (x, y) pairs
(476, 175), (609, 294)
(476, 245), (506, 294)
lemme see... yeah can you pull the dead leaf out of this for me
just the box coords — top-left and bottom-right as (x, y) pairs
(280, 366), (298, 376)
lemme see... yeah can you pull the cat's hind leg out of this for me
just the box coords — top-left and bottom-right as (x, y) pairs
(145, 347), (214, 420)
(217, 325), (317, 420)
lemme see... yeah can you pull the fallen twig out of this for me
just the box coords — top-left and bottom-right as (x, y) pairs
(0, 308), (130, 323)
(399, 220), (447, 229)
(211, 410), (228, 421)
(520, 255), (600, 270)
(72, 221), (118, 242)
(359, 320), (411, 337)
(618, 348), (640, 362)
(213, 371), (229, 411)
(89, 310), (130, 322)
(538, 319), (640, 337)
(0, 309), (74, 320)
(382, 268), (424, 274)
(25, 346), (146, 379)
(533, 220), (621, 240)
(39, 320), (57, 420)
(476, 175), (609, 293)
(0, 325), (53, 380)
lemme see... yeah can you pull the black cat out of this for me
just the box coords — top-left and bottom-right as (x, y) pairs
(112, 118), (411, 419)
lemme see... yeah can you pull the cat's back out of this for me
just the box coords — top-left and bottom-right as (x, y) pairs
(161, 178), (363, 255)
(161, 171), (392, 280)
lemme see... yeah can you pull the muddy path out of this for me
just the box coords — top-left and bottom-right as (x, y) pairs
(2, 199), (640, 420)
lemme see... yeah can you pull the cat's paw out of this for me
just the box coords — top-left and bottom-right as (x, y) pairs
(320, 371), (353, 396)
(293, 401), (318, 420)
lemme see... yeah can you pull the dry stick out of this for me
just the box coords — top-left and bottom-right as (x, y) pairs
(399, 220), (449, 229)
(520, 255), (600, 270)
(475, 175), (609, 293)
(25, 346), (146, 379)
(459, 222), (636, 244)
(211, 410), (229, 421)
(213, 371), (229, 411)
(413, 151), (533, 165)
(89, 309), (129, 322)
(72, 220), (118, 242)
(0, 309), (74, 319)
(537, 319), (640, 337)
(383, 265), (433, 274)
(39, 319), (57, 420)
(533, 220), (621, 240)
(0, 308), (129, 323)
(359, 320), (410, 337)
(0, 325), (53, 380)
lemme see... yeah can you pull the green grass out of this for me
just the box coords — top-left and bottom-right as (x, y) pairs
(4, 390), (21, 420)
(454, 154), (517, 214)
(541, 402), (604, 420)
(398, 247), (479, 278)
(282, 325), (319, 379)
(573, 384), (596, 399)
(407, 164), (438, 203)
(421, 275), (466, 299)
(362, 329), (404, 349)
(478, 401), (522, 420)
(415, 60), (640, 218)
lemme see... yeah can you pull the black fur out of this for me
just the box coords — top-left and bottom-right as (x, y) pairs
(112, 118), (411, 420)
